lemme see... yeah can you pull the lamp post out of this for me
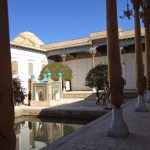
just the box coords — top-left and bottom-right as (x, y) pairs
(141, 0), (150, 102)
(131, 0), (148, 111)
(106, 0), (129, 137)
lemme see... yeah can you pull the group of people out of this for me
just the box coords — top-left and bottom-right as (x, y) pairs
(96, 80), (110, 105)
(96, 78), (126, 105)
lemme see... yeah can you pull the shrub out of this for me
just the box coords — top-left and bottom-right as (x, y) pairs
(13, 77), (26, 105)
(39, 63), (73, 81)
(85, 64), (108, 90)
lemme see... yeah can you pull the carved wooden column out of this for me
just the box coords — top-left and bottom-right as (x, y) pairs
(91, 50), (96, 68)
(141, 1), (150, 102)
(89, 49), (97, 91)
(106, 0), (129, 137)
(61, 54), (66, 65)
(61, 55), (67, 92)
(131, 0), (148, 111)
(31, 74), (35, 101)
(58, 73), (63, 97)
(47, 73), (52, 105)
(0, 0), (16, 149)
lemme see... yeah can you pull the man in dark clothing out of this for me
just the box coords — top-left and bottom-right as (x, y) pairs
(96, 88), (100, 104)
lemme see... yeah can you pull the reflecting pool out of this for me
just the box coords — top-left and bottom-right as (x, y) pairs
(14, 116), (92, 150)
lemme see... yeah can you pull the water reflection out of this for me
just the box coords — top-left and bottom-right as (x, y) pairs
(14, 118), (86, 150)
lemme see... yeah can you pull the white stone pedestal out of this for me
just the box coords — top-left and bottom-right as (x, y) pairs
(107, 102), (112, 109)
(63, 87), (66, 93)
(146, 90), (150, 103)
(108, 108), (129, 137)
(135, 95), (148, 112)
(92, 87), (96, 92)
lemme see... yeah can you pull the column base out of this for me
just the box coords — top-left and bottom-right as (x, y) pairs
(135, 95), (149, 112)
(108, 108), (129, 137)
(63, 87), (66, 93)
(107, 102), (112, 109)
(146, 90), (150, 103)
(92, 87), (96, 92)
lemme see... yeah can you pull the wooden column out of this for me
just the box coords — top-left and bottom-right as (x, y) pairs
(61, 54), (66, 65)
(60, 55), (66, 92)
(107, 0), (123, 108)
(142, 4), (150, 102)
(145, 24), (150, 102)
(133, 0), (145, 94)
(145, 26), (150, 90)
(89, 49), (97, 92)
(107, 0), (129, 137)
(47, 73), (52, 105)
(0, 0), (16, 149)
(131, 0), (148, 111)
(91, 51), (96, 68)
(31, 75), (35, 101)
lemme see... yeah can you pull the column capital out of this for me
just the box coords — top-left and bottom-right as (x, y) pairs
(91, 50), (96, 57)
(61, 54), (66, 59)
(89, 47), (97, 55)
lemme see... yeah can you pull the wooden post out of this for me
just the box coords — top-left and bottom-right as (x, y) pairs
(31, 74), (35, 101)
(107, 0), (129, 137)
(90, 49), (97, 92)
(0, 0), (16, 149)
(91, 50), (96, 68)
(131, 0), (148, 111)
(145, 26), (150, 102)
(47, 73), (52, 105)
(61, 54), (66, 65)
(142, 2), (150, 102)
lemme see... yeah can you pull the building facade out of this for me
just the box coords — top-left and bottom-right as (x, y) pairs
(10, 32), (49, 94)
(10, 29), (145, 93)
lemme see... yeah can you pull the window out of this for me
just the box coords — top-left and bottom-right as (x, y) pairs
(12, 61), (18, 75)
(28, 63), (33, 76)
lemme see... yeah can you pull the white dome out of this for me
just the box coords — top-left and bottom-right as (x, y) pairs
(12, 31), (44, 48)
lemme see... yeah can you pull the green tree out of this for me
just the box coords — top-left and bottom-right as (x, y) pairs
(39, 63), (73, 82)
(13, 77), (26, 105)
(85, 64), (108, 90)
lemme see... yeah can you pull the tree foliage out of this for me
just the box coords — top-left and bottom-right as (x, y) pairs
(39, 63), (73, 81)
(13, 77), (26, 105)
(85, 64), (108, 90)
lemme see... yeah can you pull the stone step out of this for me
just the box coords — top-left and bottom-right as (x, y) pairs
(63, 91), (137, 100)
(63, 92), (96, 99)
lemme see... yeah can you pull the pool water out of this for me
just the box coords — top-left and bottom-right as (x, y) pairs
(14, 116), (92, 150)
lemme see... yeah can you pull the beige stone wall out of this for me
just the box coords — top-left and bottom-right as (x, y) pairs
(65, 53), (138, 91)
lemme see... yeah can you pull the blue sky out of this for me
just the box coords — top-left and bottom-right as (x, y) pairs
(8, 0), (143, 44)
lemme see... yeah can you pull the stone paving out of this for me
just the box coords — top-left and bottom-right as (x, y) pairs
(42, 98), (150, 150)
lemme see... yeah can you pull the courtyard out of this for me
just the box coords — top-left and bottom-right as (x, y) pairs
(14, 96), (150, 150)
(0, 0), (150, 150)
(42, 97), (150, 150)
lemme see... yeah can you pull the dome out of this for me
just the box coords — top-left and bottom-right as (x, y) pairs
(12, 31), (44, 48)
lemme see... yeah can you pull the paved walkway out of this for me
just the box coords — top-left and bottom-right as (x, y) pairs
(42, 98), (150, 150)
(15, 98), (108, 118)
